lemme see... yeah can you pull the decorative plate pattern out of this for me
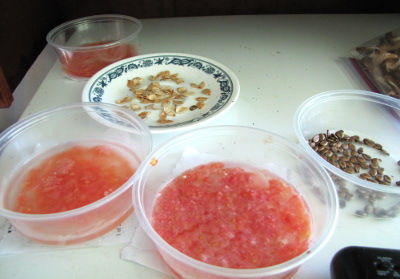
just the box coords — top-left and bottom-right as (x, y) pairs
(82, 53), (240, 133)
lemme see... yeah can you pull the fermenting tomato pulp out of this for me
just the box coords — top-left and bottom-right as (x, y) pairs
(60, 41), (137, 78)
(14, 144), (135, 214)
(152, 162), (312, 269)
(5, 142), (138, 244)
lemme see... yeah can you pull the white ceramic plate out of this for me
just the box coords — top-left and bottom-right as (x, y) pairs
(82, 53), (240, 133)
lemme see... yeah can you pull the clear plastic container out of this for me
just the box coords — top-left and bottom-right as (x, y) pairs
(46, 14), (142, 80)
(294, 90), (400, 218)
(133, 126), (338, 279)
(0, 103), (151, 245)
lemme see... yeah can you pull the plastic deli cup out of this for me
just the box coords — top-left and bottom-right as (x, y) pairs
(0, 102), (151, 245)
(46, 14), (142, 80)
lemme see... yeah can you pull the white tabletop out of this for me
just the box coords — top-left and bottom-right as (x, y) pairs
(1, 14), (400, 279)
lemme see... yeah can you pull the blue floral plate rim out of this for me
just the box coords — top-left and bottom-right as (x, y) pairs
(82, 53), (240, 133)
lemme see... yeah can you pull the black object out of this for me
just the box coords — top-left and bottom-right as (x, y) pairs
(330, 246), (400, 278)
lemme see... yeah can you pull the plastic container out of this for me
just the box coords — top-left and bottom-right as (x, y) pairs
(0, 103), (151, 245)
(294, 90), (400, 218)
(133, 126), (338, 279)
(46, 14), (142, 80)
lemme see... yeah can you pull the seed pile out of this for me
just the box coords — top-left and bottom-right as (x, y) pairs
(309, 130), (397, 186)
(115, 70), (211, 124)
(308, 130), (400, 218)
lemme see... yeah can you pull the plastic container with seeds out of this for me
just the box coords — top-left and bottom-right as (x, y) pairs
(294, 90), (400, 219)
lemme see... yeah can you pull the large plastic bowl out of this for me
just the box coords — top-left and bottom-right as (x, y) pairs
(133, 126), (338, 279)
(46, 14), (142, 80)
(0, 103), (151, 245)
(294, 90), (400, 218)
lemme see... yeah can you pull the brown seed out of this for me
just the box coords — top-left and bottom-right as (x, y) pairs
(375, 174), (384, 182)
(370, 163), (379, 169)
(344, 167), (355, 174)
(369, 168), (378, 177)
(363, 138), (375, 146)
(351, 135), (360, 142)
(383, 175), (392, 183)
(360, 173), (372, 180)
(371, 158), (381, 164)
(320, 140), (329, 146)
(360, 162), (369, 169)
(201, 89), (211, 96)
(362, 153), (372, 161)
(374, 143), (383, 150)
(335, 130), (344, 138)
(348, 143), (356, 150)
(357, 156), (367, 163)
(350, 157), (358, 164)
(357, 147), (364, 154)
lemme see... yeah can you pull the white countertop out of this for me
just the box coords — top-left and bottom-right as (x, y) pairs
(1, 14), (400, 279)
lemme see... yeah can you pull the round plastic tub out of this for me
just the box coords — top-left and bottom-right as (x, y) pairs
(0, 103), (151, 245)
(46, 14), (142, 80)
(133, 125), (338, 279)
(294, 90), (400, 218)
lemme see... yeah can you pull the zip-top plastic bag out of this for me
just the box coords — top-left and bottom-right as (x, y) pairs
(351, 28), (400, 99)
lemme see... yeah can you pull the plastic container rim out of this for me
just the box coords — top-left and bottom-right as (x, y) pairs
(293, 89), (400, 195)
(46, 14), (143, 51)
(133, 125), (339, 277)
(0, 102), (152, 221)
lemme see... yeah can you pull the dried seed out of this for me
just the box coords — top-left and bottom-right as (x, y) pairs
(375, 174), (384, 182)
(202, 89), (211, 96)
(370, 163), (379, 169)
(350, 135), (360, 142)
(196, 97), (208, 101)
(176, 106), (188, 114)
(177, 87), (187, 93)
(138, 111), (150, 119)
(197, 101), (205, 109)
(383, 175), (392, 183)
(116, 96), (133, 104)
(374, 143), (382, 150)
(131, 104), (141, 111)
(360, 173), (372, 180)
(335, 130), (344, 138)
(312, 135), (320, 142)
(369, 168), (378, 177)
(344, 167), (355, 174)
(363, 138), (375, 147)
(362, 153), (372, 161)
(371, 158), (381, 164)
